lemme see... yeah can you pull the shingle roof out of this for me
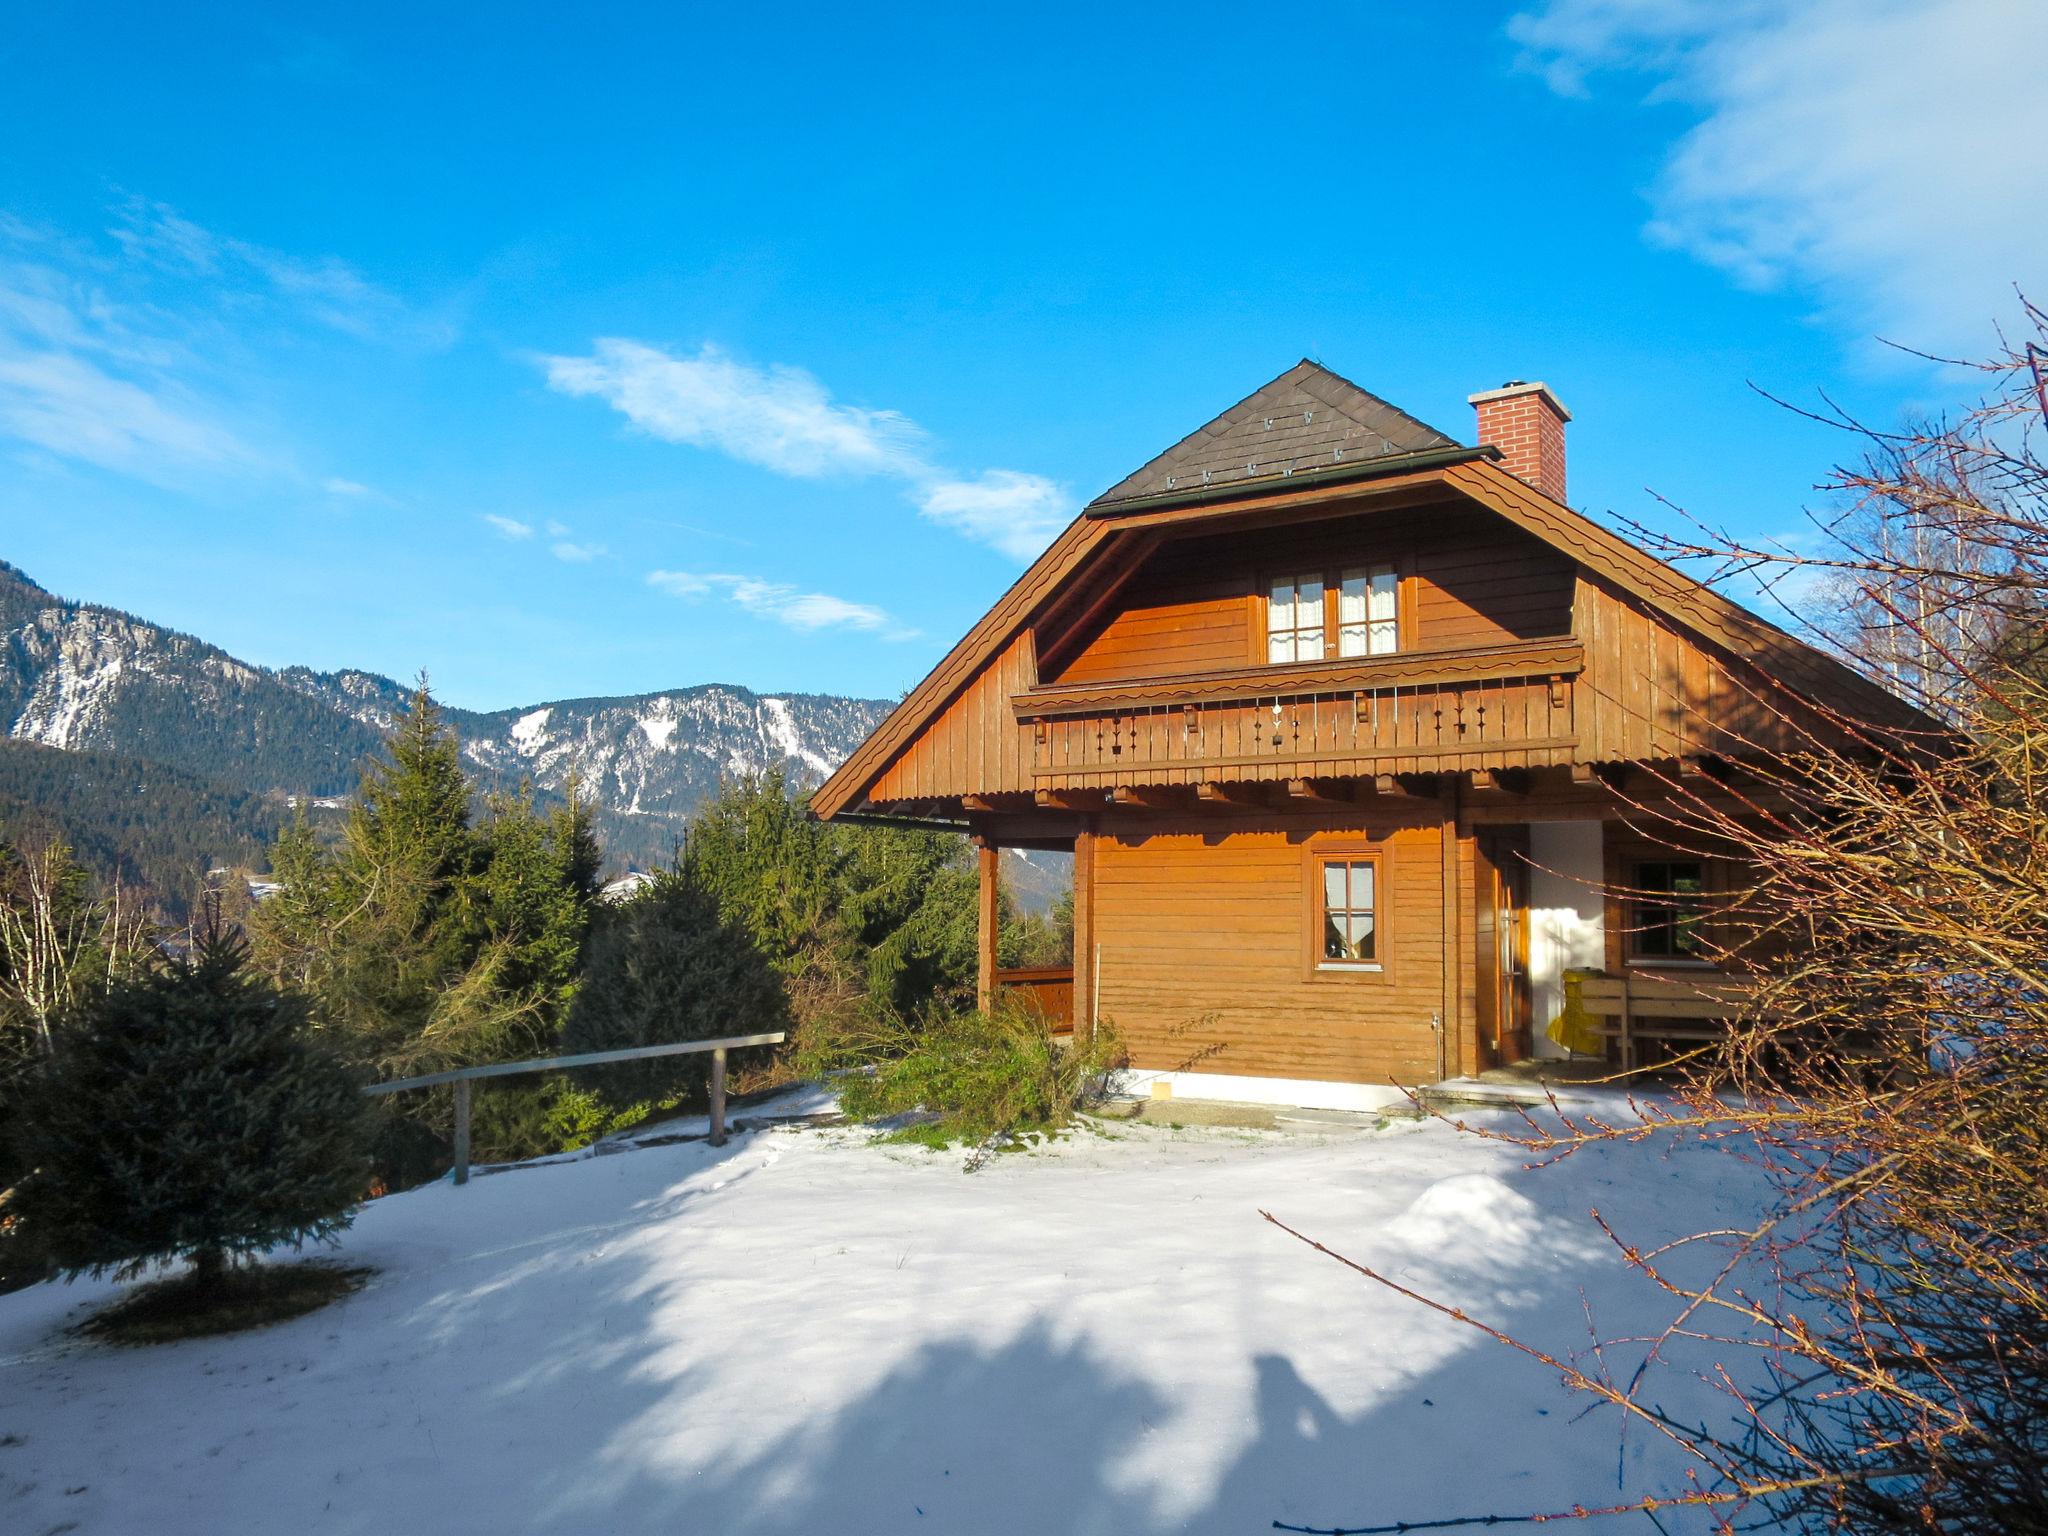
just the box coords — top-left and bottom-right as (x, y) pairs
(1086, 359), (1462, 510)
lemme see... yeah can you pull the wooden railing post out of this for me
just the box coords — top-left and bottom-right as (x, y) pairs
(363, 1031), (785, 1186)
(452, 1076), (472, 1186)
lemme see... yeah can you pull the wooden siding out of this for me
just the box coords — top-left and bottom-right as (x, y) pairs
(862, 565), (1835, 805)
(1573, 573), (1814, 763)
(1047, 504), (1574, 685)
(1055, 543), (1249, 683)
(1090, 809), (1453, 1084)
(869, 630), (1038, 806)
(818, 458), (1935, 821)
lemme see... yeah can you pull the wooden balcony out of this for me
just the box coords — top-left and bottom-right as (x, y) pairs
(1015, 637), (1581, 789)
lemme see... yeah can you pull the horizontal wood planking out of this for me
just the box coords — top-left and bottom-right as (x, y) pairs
(1046, 504), (1575, 687)
(1091, 809), (1447, 1084)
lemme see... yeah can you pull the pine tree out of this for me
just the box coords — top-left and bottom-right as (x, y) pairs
(254, 683), (602, 1077)
(563, 864), (789, 1106)
(14, 919), (369, 1296)
(683, 769), (978, 1022)
(250, 685), (604, 1168)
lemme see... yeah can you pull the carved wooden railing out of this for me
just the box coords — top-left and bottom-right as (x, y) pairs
(1015, 638), (1581, 789)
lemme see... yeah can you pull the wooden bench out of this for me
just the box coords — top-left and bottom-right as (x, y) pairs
(1570, 971), (1765, 1071)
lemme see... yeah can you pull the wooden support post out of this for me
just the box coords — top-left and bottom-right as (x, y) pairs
(1439, 780), (1463, 1083)
(1072, 826), (1096, 1042)
(976, 839), (1000, 1011)
(709, 1046), (729, 1146)
(452, 1075), (472, 1186)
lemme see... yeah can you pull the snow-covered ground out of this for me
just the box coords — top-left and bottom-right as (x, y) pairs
(0, 1098), (1773, 1535)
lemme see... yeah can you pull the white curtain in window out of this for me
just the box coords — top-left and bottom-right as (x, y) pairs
(1338, 566), (1398, 657)
(1268, 574), (1324, 663)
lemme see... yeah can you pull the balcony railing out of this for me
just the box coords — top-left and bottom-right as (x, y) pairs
(1015, 638), (1581, 789)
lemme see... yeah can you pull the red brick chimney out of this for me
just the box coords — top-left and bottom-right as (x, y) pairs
(1468, 381), (1570, 503)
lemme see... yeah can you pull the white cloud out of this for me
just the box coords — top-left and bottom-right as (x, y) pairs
(0, 200), (446, 490)
(918, 470), (1069, 562)
(1509, 0), (2048, 351)
(543, 340), (924, 479)
(482, 514), (535, 540)
(648, 569), (916, 640)
(544, 339), (1071, 562)
(0, 346), (262, 479)
(551, 539), (606, 563)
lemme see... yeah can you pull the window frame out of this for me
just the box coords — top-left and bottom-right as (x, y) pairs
(1300, 839), (1392, 982)
(1625, 858), (1714, 967)
(1255, 560), (1409, 668)
(1263, 569), (1330, 665)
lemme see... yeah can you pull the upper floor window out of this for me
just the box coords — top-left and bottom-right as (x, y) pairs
(1267, 565), (1399, 664)
(1267, 573), (1326, 663)
(1338, 564), (1399, 658)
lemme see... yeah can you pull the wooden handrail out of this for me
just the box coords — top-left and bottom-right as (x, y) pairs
(365, 1031), (788, 1185)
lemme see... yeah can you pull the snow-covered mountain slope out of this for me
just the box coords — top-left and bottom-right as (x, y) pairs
(0, 560), (894, 867)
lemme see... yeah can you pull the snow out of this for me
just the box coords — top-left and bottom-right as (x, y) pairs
(636, 713), (678, 751)
(510, 707), (553, 755)
(12, 643), (124, 748)
(600, 871), (657, 902)
(0, 1099), (1772, 1535)
(761, 696), (835, 776)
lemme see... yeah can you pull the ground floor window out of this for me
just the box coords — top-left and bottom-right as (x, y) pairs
(1317, 855), (1379, 967)
(1629, 859), (1708, 960)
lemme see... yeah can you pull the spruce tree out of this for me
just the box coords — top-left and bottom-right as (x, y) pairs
(563, 865), (789, 1106)
(15, 920), (369, 1296)
(251, 685), (603, 1166)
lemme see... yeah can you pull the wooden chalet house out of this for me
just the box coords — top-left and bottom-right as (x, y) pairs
(811, 364), (1928, 1111)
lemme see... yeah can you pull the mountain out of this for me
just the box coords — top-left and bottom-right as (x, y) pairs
(0, 560), (897, 871)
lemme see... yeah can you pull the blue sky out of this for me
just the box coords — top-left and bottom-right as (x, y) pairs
(3, 1), (2042, 710)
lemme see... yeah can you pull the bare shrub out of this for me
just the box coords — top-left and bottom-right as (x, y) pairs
(1276, 312), (2048, 1532)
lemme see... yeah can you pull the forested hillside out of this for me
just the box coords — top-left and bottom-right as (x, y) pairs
(0, 738), (283, 914)
(0, 560), (894, 870)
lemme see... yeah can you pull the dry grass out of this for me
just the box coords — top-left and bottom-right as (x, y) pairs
(74, 1259), (374, 1346)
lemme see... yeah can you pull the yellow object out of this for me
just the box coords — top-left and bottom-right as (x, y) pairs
(1150, 1081), (1174, 1100)
(1546, 969), (1608, 1058)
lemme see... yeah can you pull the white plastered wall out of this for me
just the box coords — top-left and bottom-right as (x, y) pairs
(1525, 821), (1606, 1060)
